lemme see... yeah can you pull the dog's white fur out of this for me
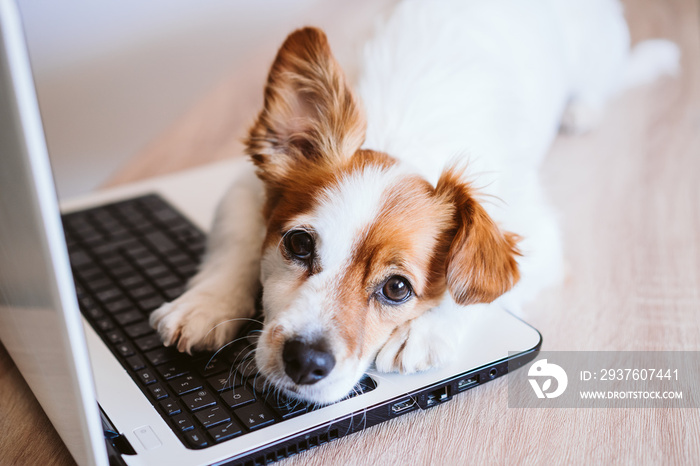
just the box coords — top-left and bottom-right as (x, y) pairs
(150, 0), (679, 404)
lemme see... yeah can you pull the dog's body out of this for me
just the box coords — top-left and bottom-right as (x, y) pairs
(151, 0), (679, 404)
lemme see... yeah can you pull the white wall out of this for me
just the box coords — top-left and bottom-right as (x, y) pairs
(17, 0), (395, 198)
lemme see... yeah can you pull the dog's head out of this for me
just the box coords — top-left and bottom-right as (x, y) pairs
(245, 28), (520, 404)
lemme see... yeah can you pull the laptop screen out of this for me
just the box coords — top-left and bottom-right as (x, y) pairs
(0, 1), (108, 464)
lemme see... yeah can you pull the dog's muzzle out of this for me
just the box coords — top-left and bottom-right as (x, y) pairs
(282, 338), (335, 385)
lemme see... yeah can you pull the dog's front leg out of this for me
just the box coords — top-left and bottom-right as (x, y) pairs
(150, 160), (265, 354)
(374, 297), (486, 374)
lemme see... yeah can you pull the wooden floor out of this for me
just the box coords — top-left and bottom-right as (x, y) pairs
(1, 0), (698, 464)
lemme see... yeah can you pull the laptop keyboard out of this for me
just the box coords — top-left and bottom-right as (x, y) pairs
(62, 194), (376, 450)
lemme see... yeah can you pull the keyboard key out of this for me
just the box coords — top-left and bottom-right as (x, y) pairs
(95, 318), (114, 332)
(195, 405), (230, 428)
(159, 399), (181, 416)
(124, 251), (151, 267)
(133, 255), (159, 269)
(181, 389), (216, 412)
(208, 421), (243, 442)
(153, 208), (180, 224)
(114, 309), (144, 326)
(206, 373), (242, 392)
(137, 296), (165, 312)
(169, 374), (203, 396)
(125, 355), (146, 371)
(135, 334), (164, 352)
(74, 283), (86, 299)
(122, 241), (147, 256)
(237, 360), (259, 379)
(83, 277), (112, 293)
(91, 242), (122, 258)
(105, 329), (125, 344)
(194, 356), (229, 377)
(221, 387), (256, 409)
(81, 304), (105, 321)
(69, 250), (92, 268)
(92, 210), (119, 226)
(175, 263), (198, 279)
(153, 275), (181, 290)
(271, 397), (308, 420)
(130, 285), (157, 300)
(162, 286), (185, 301)
(143, 264), (169, 279)
(110, 262), (136, 278)
(156, 362), (190, 380)
(222, 340), (253, 365)
(123, 321), (153, 339)
(144, 347), (178, 366)
(139, 195), (166, 210)
(118, 275), (145, 289)
(76, 265), (102, 279)
(251, 376), (271, 395)
(233, 402), (276, 431)
(164, 252), (192, 267)
(184, 429), (209, 449)
(136, 369), (157, 385)
(95, 288), (123, 304)
(172, 413), (194, 432)
(104, 299), (132, 314)
(145, 231), (178, 254)
(115, 342), (135, 357)
(148, 384), (168, 400)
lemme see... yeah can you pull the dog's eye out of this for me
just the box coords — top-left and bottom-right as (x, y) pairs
(285, 230), (314, 260)
(381, 276), (412, 303)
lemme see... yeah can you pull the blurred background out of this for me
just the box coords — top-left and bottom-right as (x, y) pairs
(18, 0), (396, 198)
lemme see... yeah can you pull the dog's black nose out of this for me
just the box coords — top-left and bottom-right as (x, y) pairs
(282, 338), (335, 385)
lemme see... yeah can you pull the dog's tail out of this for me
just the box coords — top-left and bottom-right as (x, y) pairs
(621, 39), (680, 90)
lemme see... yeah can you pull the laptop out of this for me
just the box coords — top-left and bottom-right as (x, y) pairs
(0, 1), (542, 465)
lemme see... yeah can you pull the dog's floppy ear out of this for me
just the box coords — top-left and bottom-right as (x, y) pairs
(245, 27), (366, 184)
(436, 169), (521, 305)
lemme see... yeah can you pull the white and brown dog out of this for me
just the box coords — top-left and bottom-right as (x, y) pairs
(150, 0), (678, 404)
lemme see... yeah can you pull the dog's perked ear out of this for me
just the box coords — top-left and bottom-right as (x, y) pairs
(436, 169), (521, 305)
(245, 27), (366, 185)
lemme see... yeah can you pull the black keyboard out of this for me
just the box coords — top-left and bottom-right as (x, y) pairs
(62, 194), (376, 450)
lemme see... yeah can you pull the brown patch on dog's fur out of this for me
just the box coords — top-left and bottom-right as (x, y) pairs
(259, 149), (399, 251)
(328, 174), (455, 358)
(244, 27), (379, 252)
(245, 27), (366, 190)
(436, 168), (521, 305)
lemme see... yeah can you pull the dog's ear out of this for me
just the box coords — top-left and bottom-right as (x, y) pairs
(245, 27), (366, 184)
(436, 169), (521, 305)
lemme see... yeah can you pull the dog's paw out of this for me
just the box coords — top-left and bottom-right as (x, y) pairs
(374, 319), (458, 374)
(149, 291), (255, 354)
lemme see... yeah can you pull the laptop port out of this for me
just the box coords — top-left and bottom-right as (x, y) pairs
(457, 375), (479, 391)
(424, 385), (451, 408)
(489, 368), (498, 379)
(391, 398), (417, 415)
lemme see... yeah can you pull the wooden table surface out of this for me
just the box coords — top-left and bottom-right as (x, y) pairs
(1, 0), (699, 464)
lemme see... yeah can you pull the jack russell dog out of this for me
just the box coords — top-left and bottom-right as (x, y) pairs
(150, 0), (679, 404)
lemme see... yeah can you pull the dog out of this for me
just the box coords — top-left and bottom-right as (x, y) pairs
(150, 0), (679, 404)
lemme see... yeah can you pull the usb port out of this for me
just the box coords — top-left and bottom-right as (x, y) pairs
(457, 375), (479, 391)
(391, 398), (417, 415)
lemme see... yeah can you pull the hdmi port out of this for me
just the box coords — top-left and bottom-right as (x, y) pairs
(391, 398), (417, 415)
